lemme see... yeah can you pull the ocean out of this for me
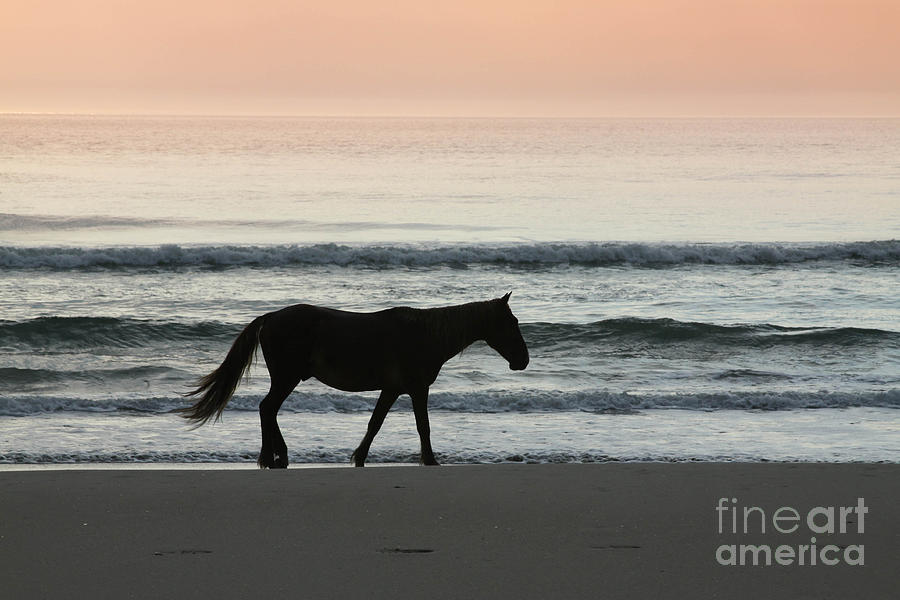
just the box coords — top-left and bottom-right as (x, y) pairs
(1, 115), (897, 466)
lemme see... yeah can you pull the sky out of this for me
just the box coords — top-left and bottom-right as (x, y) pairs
(2, 0), (898, 116)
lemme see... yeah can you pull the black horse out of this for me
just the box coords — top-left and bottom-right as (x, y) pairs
(178, 293), (529, 468)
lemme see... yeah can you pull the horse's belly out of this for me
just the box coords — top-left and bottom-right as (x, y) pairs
(309, 354), (400, 393)
(312, 371), (381, 393)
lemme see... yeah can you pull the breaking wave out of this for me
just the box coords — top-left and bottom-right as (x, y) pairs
(0, 317), (237, 350)
(1, 240), (897, 269)
(1, 389), (897, 417)
(524, 319), (900, 349)
(3, 316), (896, 353)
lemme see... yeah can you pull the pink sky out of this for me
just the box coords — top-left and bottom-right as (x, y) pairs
(2, 0), (898, 116)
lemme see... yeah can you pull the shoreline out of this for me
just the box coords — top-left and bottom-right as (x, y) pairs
(0, 462), (405, 472)
(2, 463), (897, 599)
(1, 457), (898, 472)
(4, 406), (898, 465)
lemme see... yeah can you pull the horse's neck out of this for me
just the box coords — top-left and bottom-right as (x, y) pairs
(426, 302), (489, 363)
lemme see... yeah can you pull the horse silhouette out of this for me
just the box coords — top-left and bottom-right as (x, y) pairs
(178, 293), (529, 468)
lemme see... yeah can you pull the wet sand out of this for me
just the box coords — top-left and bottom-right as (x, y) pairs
(1, 464), (897, 599)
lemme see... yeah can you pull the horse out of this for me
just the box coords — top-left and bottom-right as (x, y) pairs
(177, 293), (529, 468)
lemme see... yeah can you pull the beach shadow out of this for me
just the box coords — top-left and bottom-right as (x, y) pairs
(379, 548), (435, 554)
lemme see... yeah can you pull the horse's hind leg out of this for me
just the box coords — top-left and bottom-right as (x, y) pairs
(258, 326), (308, 469)
(271, 409), (289, 469)
(258, 380), (297, 469)
(411, 387), (439, 466)
(352, 388), (399, 467)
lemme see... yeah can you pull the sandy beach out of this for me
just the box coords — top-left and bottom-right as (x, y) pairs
(1, 463), (896, 599)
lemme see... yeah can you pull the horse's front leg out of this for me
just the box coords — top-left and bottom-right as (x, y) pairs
(352, 388), (399, 467)
(411, 387), (439, 466)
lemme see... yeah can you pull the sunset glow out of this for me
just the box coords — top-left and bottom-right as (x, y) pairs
(2, 0), (898, 116)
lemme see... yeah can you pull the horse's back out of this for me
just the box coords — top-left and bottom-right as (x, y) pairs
(264, 304), (417, 336)
(257, 303), (426, 392)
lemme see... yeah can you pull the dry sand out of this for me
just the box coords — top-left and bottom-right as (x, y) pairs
(1, 464), (897, 599)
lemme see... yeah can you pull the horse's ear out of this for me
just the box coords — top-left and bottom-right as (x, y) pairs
(501, 291), (511, 304)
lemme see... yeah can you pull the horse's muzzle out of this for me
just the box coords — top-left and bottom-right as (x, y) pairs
(509, 359), (529, 371)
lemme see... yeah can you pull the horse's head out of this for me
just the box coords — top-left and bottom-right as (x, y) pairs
(485, 292), (529, 371)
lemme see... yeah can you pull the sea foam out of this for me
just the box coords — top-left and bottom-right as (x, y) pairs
(1, 241), (897, 269)
(1, 389), (897, 417)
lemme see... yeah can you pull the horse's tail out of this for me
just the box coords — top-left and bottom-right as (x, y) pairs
(176, 315), (266, 427)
